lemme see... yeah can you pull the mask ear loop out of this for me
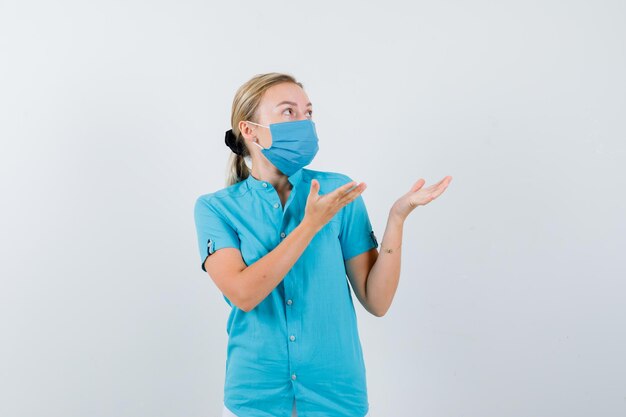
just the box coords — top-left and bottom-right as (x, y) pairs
(245, 121), (269, 150)
(246, 120), (269, 128)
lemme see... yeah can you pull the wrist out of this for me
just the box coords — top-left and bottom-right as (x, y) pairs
(299, 217), (321, 236)
(388, 210), (406, 226)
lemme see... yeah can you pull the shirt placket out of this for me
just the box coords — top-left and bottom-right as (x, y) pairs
(262, 180), (302, 388)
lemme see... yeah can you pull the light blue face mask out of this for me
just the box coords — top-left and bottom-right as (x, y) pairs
(246, 119), (320, 177)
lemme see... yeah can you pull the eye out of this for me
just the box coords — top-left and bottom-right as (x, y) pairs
(281, 107), (312, 118)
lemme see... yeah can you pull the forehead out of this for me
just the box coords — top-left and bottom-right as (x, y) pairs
(259, 82), (311, 107)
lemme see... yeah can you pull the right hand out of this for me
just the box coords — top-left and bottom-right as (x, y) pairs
(302, 179), (367, 233)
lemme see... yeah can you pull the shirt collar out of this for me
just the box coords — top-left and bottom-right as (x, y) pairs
(245, 168), (304, 191)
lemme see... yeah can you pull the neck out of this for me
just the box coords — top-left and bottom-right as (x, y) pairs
(250, 157), (292, 192)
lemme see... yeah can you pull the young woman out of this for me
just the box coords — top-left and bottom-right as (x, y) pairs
(194, 73), (452, 417)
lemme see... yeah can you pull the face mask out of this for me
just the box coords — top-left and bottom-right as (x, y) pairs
(245, 119), (319, 177)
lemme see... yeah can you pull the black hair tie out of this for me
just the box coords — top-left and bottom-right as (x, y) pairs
(224, 129), (244, 156)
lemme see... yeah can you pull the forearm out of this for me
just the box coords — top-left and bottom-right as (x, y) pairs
(366, 211), (404, 316)
(238, 219), (319, 312)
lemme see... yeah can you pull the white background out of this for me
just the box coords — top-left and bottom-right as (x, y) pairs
(1, 1), (625, 416)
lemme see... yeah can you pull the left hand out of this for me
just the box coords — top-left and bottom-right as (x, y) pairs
(390, 176), (453, 222)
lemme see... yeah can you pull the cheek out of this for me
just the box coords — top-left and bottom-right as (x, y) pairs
(253, 128), (272, 148)
(256, 138), (271, 150)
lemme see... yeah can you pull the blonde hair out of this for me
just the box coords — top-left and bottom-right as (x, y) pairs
(225, 72), (304, 187)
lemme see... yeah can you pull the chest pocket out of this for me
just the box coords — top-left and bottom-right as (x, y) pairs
(308, 216), (341, 252)
(322, 217), (341, 237)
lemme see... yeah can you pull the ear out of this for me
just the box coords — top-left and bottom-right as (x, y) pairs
(238, 120), (257, 142)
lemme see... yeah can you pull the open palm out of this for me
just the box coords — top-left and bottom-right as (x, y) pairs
(391, 176), (453, 221)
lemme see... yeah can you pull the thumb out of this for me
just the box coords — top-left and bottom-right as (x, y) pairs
(309, 179), (319, 197)
(410, 179), (425, 193)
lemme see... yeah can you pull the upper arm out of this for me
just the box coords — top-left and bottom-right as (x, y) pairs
(337, 175), (380, 312)
(194, 196), (248, 309)
(345, 248), (378, 315)
(338, 175), (379, 262)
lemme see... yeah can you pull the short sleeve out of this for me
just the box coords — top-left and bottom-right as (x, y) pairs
(338, 176), (379, 261)
(194, 196), (241, 272)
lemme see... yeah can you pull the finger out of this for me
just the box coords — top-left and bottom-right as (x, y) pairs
(428, 178), (447, 190)
(409, 179), (426, 193)
(338, 183), (366, 205)
(424, 184), (441, 193)
(435, 177), (452, 193)
(422, 177), (449, 193)
(308, 179), (320, 198)
(329, 180), (358, 199)
(430, 183), (449, 200)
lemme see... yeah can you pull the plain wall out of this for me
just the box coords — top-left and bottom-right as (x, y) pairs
(1, 0), (625, 416)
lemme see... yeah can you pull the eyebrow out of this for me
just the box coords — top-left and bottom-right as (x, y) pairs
(274, 100), (313, 108)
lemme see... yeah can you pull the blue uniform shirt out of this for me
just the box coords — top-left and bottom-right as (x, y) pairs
(193, 167), (379, 417)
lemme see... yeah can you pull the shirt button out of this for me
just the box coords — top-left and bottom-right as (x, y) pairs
(291, 373), (297, 380)
(280, 232), (286, 238)
(273, 202), (280, 209)
(286, 299), (293, 305)
(289, 335), (296, 342)
(262, 182), (268, 188)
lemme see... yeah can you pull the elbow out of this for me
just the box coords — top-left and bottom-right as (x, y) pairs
(235, 292), (259, 313)
(239, 302), (259, 313)
(223, 275), (257, 312)
(232, 298), (249, 312)
(369, 308), (386, 317)
(233, 296), (254, 313)
(366, 297), (388, 317)
(222, 287), (253, 313)
(239, 301), (255, 313)
(371, 305), (389, 317)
